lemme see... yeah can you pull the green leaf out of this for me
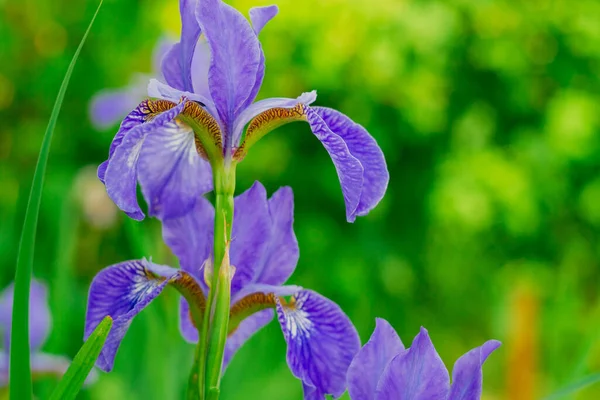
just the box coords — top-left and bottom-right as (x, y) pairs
(543, 373), (600, 400)
(49, 316), (113, 400)
(8, 2), (103, 399)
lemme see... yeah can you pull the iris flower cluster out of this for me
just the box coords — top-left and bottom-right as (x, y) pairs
(86, 0), (499, 398)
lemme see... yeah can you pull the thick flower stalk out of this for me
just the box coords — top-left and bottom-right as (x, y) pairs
(346, 319), (500, 400)
(0, 281), (97, 386)
(84, 183), (360, 399)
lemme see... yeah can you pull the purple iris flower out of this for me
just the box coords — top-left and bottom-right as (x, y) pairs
(99, 0), (388, 222)
(346, 319), (500, 400)
(84, 182), (360, 398)
(0, 280), (97, 385)
(89, 38), (173, 129)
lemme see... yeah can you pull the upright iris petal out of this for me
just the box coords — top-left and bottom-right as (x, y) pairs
(161, 0), (201, 92)
(347, 318), (404, 400)
(347, 320), (500, 400)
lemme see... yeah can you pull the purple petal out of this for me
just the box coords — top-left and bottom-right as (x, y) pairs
(239, 5), (279, 113)
(448, 340), (501, 400)
(253, 186), (298, 286)
(302, 382), (327, 400)
(97, 101), (151, 184)
(161, 0), (201, 92)
(136, 120), (213, 219)
(249, 5), (278, 35)
(84, 260), (176, 371)
(179, 297), (199, 343)
(276, 290), (360, 397)
(89, 84), (146, 130)
(191, 39), (212, 100)
(304, 107), (365, 223)
(103, 100), (185, 220)
(232, 91), (317, 145)
(0, 280), (51, 352)
(152, 37), (176, 76)
(223, 309), (274, 370)
(230, 182), (271, 297)
(196, 0), (262, 140)
(161, 196), (214, 279)
(347, 318), (405, 400)
(375, 327), (450, 400)
(312, 107), (389, 221)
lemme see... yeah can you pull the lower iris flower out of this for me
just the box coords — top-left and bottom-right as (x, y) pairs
(84, 182), (360, 398)
(346, 319), (500, 400)
(0, 280), (97, 386)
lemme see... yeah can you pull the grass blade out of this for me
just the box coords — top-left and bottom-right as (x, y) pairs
(9, 2), (103, 399)
(49, 316), (113, 400)
(543, 373), (600, 400)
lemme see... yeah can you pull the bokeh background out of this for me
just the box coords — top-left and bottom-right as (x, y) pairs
(2, 0), (600, 398)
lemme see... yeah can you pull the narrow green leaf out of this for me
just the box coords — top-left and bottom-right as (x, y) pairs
(543, 373), (600, 400)
(49, 316), (113, 400)
(9, 2), (103, 399)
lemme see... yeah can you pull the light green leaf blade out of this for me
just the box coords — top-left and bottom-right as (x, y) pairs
(543, 373), (600, 400)
(49, 316), (113, 400)
(9, 2), (103, 399)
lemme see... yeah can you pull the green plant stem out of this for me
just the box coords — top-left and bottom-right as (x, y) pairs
(9, 3), (102, 399)
(196, 165), (235, 400)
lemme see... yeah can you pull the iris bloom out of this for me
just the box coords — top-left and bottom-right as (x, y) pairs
(89, 38), (173, 129)
(346, 319), (500, 400)
(99, 0), (388, 222)
(85, 182), (360, 398)
(0, 280), (96, 385)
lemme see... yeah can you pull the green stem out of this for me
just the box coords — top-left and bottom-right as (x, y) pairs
(187, 342), (202, 400)
(198, 166), (236, 400)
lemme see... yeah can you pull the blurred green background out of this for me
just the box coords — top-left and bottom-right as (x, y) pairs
(2, 0), (600, 398)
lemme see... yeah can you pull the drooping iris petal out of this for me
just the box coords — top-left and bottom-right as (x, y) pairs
(84, 260), (177, 371)
(231, 283), (302, 305)
(161, 0), (201, 92)
(103, 101), (185, 220)
(302, 382), (327, 400)
(448, 340), (501, 400)
(276, 290), (360, 398)
(304, 107), (365, 222)
(196, 0), (262, 138)
(136, 120), (212, 219)
(162, 196), (214, 278)
(232, 91), (317, 145)
(312, 107), (389, 221)
(179, 297), (200, 343)
(375, 327), (450, 400)
(222, 309), (274, 370)
(230, 182), (271, 296)
(253, 186), (298, 286)
(347, 318), (405, 400)
(0, 280), (51, 352)
(97, 101), (152, 184)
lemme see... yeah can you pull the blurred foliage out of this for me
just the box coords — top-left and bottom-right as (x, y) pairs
(1, 0), (600, 398)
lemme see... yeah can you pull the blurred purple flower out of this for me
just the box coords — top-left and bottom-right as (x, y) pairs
(84, 182), (360, 398)
(99, 0), (388, 222)
(89, 38), (173, 129)
(347, 319), (500, 400)
(0, 280), (97, 386)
